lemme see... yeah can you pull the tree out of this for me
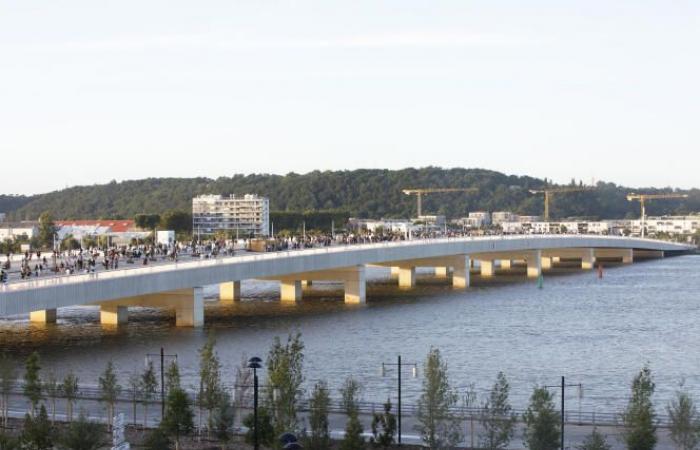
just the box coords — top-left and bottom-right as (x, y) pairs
(0, 353), (17, 427)
(98, 361), (121, 430)
(56, 412), (106, 450)
(210, 391), (235, 442)
(668, 388), (700, 450)
(134, 214), (161, 231)
(61, 372), (79, 422)
(127, 372), (142, 426)
(43, 371), (60, 423)
(621, 366), (657, 450)
(577, 428), (612, 450)
(198, 334), (223, 435)
(23, 352), (43, 416)
(522, 387), (560, 450)
(141, 360), (158, 428)
(165, 360), (181, 393)
(38, 212), (57, 249)
(267, 332), (305, 436)
(305, 380), (331, 450)
(416, 348), (461, 450)
(480, 372), (517, 450)
(160, 210), (193, 233)
(370, 398), (396, 449)
(340, 376), (364, 450)
(143, 427), (173, 450)
(243, 407), (275, 448)
(161, 387), (194, 450)
(21, 404), (53, 450)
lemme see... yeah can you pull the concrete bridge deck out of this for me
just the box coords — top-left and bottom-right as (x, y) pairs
(0, 235), (693, 326)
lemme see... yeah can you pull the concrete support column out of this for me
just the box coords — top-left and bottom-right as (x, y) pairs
(541, 256), (553, 270)
(343, 266), (366, 304)
(452, 256), (471, 289)
(100, 305), (128, 325)
(479, 260), (495, 277)
(301, 280), (313, 287)
(500, 260), (512, 270)
(526, 250), (542, 278)
(390, 266), (400, 277)
(175, 287), (204, 327)
(281, 280), (302, 302)
(581, 249), (595, 270)
(30, 309), (57, 324)
(219, 281), (241, 301)
(398, 266), (415, 288)
(622, 249), (633, 264)
(434, 267), (449, 278)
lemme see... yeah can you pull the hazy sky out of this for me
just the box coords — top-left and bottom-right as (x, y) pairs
(1, 1), (698, 195)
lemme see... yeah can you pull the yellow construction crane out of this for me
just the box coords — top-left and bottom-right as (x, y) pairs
(402, 188), (478, 217)
(529, 186), (596, 221)
(626, 193), (689, 238)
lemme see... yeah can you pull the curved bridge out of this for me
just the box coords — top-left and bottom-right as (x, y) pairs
(0, 235), (693, 326)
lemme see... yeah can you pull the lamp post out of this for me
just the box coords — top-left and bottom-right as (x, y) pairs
(543, 376), (583, 450)
(247, 356), (263, 450)
(381, 355), (418, 446)
(146, 348), (177, 418)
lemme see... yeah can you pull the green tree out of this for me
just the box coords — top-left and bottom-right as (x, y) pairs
(243, 407), (275, 448)
(416, 348), (461, 450)
(668, 388), (700, 450)
(43, 371), (60, 423)
(127, 372), (142, 426)
(160, 210), (193, 233)
(38, 212), (57, 249)
(340, 377), (364, 450)
(98, 361), (121, 430)
(370, 398), (396, 449)
(23, 352), (43, 416)
(210, 391), (235, 442)
(143, 427), (173, 450)
(480, 372), (517, 450)
(161, 387), (194, 450)
(141, 360), (158, 428)
(134, 214), (161, 231)
(165, 360), (181, 393)
(21, 404), (53, 450)
(622, 366), (657, 450)
(61, 372), (79, 422)
(577, 428), (612, 450)
(56, 412), (106, 450)
(267, 332), (305, 436)
(305, 380), (331, 450)
(0, 354), (17, 427)
(198, 334), (223, 435)
(522, 387), (560, 450)
(0, 432), (20, 450)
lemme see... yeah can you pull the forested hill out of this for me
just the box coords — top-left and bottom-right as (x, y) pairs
(3, 168), (699, 221)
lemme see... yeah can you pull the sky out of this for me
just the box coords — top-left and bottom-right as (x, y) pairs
(1, 0), (698, 195)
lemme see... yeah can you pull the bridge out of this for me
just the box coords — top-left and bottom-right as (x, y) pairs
(0, 235), (693, 327)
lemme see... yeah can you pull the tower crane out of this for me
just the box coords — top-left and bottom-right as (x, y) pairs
(626, 193), (689, 238)
(529, 186), (596, 221)
(402, 188), (478, 217)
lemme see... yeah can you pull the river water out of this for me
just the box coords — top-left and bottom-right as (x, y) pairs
(1, 255), (698, 414)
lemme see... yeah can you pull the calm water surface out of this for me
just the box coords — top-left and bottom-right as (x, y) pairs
(1, 255), (698, 413)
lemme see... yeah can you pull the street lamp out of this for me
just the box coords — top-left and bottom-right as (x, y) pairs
(381, 355), (418, 446)
(146, 348), (177, 418)
(247, 356), (263, 450)
(543, 376), (583, 450)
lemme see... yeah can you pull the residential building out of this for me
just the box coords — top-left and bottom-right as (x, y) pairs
(0, 222), (38, 241)
(192, 194), (270, 237)
(492, 211), (518, 225)
(630, 215), (700, 236)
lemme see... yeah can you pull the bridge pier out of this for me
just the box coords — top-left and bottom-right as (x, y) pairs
(398, 266), (416, 288)
(541, 256), (553, 270)
(30, 309), (57, 324)
(594, 248), (634, 264)
(581, 249), (595, 269)
(390, 266), (400, 278)
(452, 256), (471, 289)
(500, 259), (512, 269)
(301, 280), (312, 287)
(479, 260), (495, 277)
(219, 281), (241, 301)
(174, 287), (204, 327)
(280, 281), (302, 302)
(100, 305), (128, 325)
(434, 267), (449, 278)
(343, 266), (366, 304)
(526, 250), (542, 278)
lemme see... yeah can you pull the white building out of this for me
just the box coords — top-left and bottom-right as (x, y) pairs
(192, 194), (270, 237)
(0, 223), (38, 241)
(492, 211), (518, 225)
(0, 213), (6, 223)
(631, 215), (700, 236)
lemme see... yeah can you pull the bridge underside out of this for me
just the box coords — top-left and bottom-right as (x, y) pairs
(22, 246), (672, 327)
